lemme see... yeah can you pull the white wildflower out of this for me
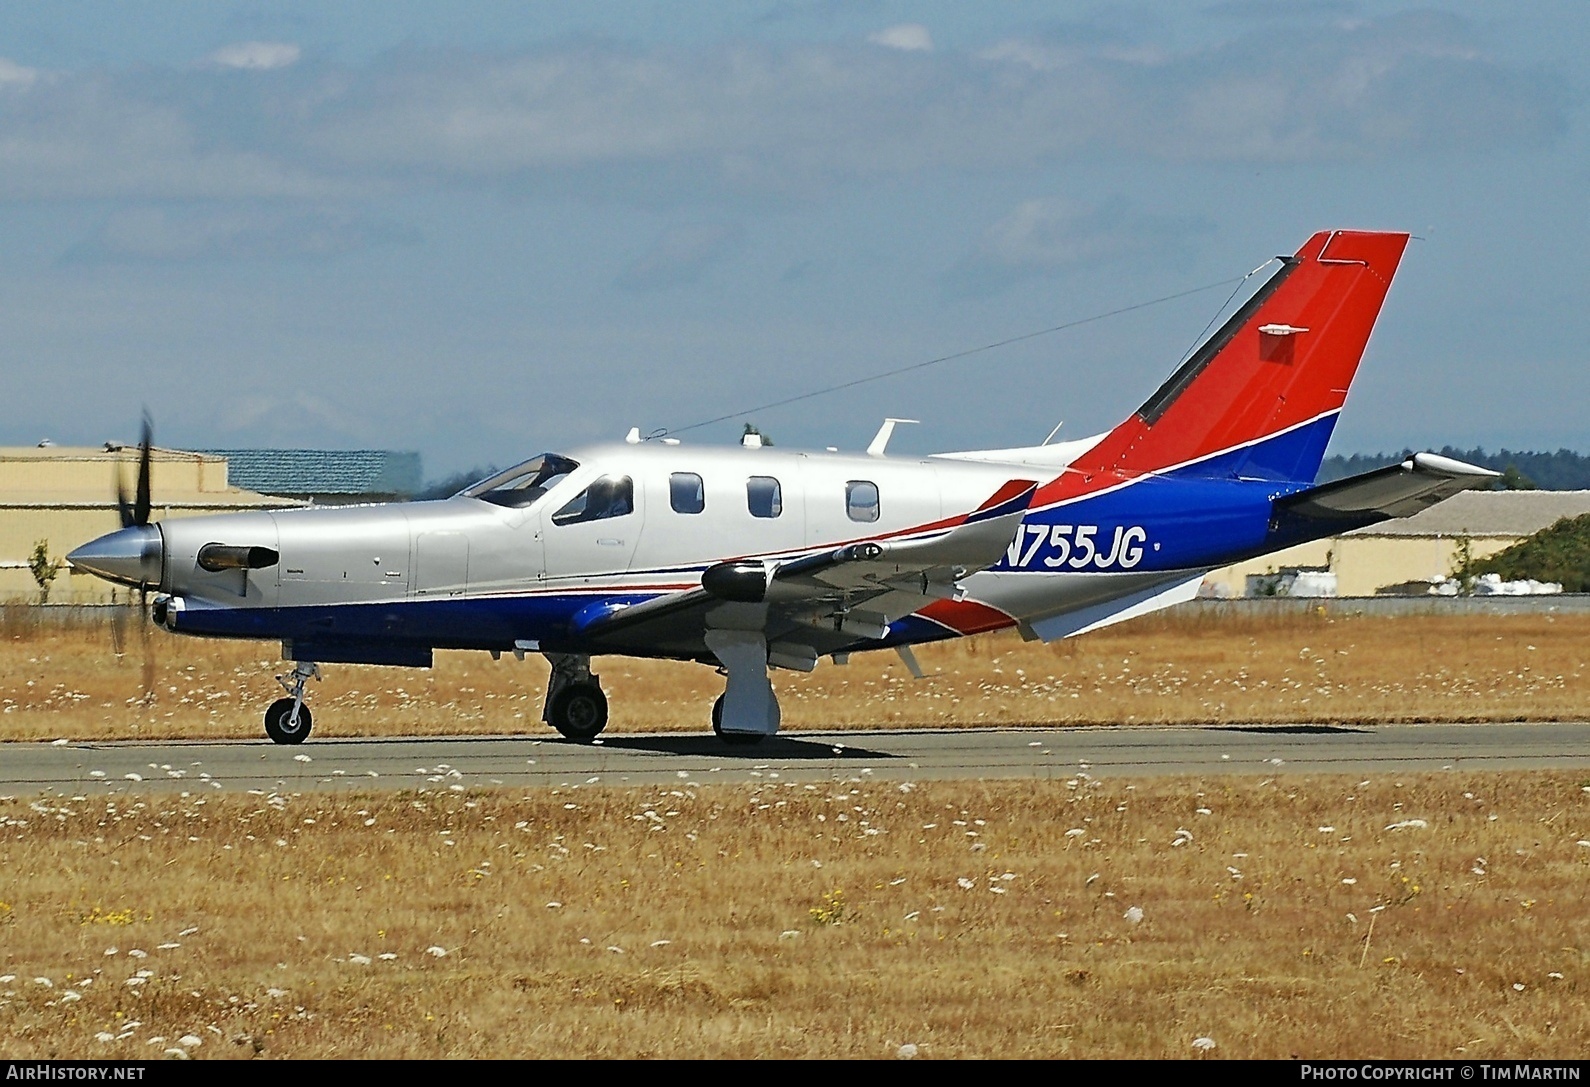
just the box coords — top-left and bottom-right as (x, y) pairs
(1385, 819), (1428, 831)
(957, 877), (975, 890)
(1192, 1036), (1216, 1051)
(1123, 906), (1144, 924)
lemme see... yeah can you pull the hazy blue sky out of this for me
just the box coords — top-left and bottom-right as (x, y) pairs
(0, 2), (1584, 476)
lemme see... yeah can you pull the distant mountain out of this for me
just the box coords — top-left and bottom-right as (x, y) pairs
(1319, 448), (1590, 490)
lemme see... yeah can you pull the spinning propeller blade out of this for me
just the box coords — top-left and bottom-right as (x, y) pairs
(115, 415), (155, 529)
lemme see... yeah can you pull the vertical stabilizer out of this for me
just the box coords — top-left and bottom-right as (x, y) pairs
(1046, 230), (1409, 500)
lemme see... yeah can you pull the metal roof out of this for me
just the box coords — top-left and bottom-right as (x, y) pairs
(202, 449), (423, 497)
(1347, 490), (1590, 538)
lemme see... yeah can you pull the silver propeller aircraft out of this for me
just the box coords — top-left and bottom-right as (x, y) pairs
(68, 229), (1496, 745)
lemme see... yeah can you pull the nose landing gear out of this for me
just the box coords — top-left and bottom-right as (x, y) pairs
(265, 661), (319, 745)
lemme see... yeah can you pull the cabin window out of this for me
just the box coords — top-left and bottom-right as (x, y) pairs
(845, 480), (880, 523)
(551, 476), (634, 525)
(670, 472), (705, 514)
(747, 476), (782, 519)
(460, 453), (579, 509)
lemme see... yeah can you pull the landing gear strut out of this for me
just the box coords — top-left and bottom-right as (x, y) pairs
(543, 653), (608, 742)
(704, 630), (780, 745)
(265, 661), (319, 745)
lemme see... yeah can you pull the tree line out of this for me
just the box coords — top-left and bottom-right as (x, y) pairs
(1319, 448), (1590, 490)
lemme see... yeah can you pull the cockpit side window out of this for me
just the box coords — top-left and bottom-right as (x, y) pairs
(461, 454), (579, 509)
(747, 476), (782, 519)
(551, 476), (634, 525)
(670, 472), (705, 514)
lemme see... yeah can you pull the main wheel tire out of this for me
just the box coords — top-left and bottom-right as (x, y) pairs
(264, 697), (313, 745)
(549, 682), (608, 742)
(711, 694), (764, 746)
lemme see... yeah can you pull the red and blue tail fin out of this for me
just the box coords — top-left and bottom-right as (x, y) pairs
(1054, 230), (1409, 496)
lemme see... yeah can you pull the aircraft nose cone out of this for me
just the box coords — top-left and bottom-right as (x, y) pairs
(66, 525), (163, 589)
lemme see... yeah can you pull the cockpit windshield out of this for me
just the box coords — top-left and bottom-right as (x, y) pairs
(459, 454), (580, 509)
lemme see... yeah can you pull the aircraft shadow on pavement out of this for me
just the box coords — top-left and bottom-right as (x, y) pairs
(1213, 724), (1372, 735)
(581, 734), (897, 760)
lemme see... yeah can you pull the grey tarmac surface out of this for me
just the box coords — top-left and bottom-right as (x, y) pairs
(3, 721), (1589, 797)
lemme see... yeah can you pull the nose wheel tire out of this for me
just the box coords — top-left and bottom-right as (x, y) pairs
(264, 697), (313, 745)
(711, 695), (765, 746)
(549, 682), (608, 742)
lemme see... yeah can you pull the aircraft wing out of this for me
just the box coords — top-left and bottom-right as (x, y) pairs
(571, 479), (1038, 663)
(1274, 452), (1499, 527)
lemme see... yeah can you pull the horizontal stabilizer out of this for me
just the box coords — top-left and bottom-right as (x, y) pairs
(1277, 453), (1499, 525)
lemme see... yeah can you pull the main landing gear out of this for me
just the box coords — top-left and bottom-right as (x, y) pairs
(711, 695), (764, 746)
(543, 653), (609, 742)
(705, 630), (779, 746)
(265, 661), (319, 745)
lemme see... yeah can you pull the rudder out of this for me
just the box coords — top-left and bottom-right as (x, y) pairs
(1061, 230), (1410, 492)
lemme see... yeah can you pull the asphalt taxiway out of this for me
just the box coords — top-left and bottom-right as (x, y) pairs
(3, 721), (1588, 797)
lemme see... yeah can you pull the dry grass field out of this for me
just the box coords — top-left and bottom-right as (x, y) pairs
(0, 606), (1585, 743)
(0, 772), (1586, 1059)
